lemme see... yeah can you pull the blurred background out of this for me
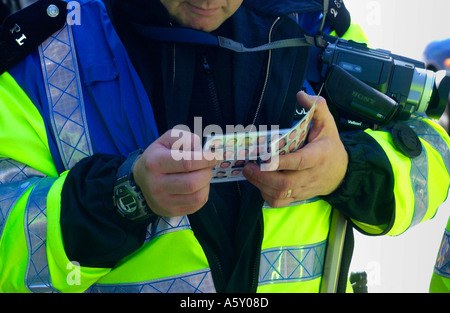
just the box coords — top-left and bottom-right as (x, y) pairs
(345, 0), (450, 293)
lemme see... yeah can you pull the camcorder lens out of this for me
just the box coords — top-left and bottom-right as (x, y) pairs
(318, 37), (450, 125)
(427, 70), (450, 120)
(408, 68), (435, 114)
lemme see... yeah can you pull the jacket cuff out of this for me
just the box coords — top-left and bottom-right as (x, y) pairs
(321, 130), (395, 227)
(60, 153), (150, 268)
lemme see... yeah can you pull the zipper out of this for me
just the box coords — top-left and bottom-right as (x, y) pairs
(194, 201), (228, 292)
(169, 20), (176, 87)
(250, 215), (264, 292)
(208, 201), (227, 292)
(248, 16), (282, 292)
(200, 55), (223, 125)
(172, 43), (176, 85)
(182, 17), (282, 292)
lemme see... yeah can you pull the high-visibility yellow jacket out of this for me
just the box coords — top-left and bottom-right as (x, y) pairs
(430, 216), (450, 293)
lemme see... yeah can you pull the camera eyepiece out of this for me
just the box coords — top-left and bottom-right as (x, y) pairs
(427, 70), (450, 120)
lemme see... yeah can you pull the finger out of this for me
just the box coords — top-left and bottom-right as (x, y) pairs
(260, 190), (294, 209)
(245, 164), (308, 201)
(243, 162), (293, 194)
(164, 187), (211, 215)
(149, 130), (221, 174)
(151, 185), (211, 217)
(167, 128), (222, 160)
(296, 90), (326, 112)
(158, 167), (214, 195)
(296, 91), (333, 130)
(148, 147), (220, 174)
(158, 128), (202, 151)
(274, 150), (315, 171)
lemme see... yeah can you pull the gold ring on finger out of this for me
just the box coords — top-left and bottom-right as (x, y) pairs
(285, 189), (292, 199)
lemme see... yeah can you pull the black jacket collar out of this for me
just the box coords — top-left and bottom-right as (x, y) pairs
(108, 0), (173, 26)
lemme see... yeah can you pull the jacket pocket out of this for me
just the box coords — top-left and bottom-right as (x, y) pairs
(83, 61), (118, 85)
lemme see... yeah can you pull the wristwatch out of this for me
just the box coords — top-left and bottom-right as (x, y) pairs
(113, 149), (155, 221)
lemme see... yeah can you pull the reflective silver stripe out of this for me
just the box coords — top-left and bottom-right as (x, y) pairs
(25, 177), (58, 293)
(407, 115), (450, 173)
(87, 217), (211, 293)
(0, 179), (39, 239)
(402, 115), (449, 227)
(0, 159), (43, 239)
(145, 215), (191, 242)
(87, 269), (216, 293)
(0, 160), (54, 292)
(39, 24), (93, 170)
(262, 197), (320, 209)
(409, 147), (428, 227)
(0, 158), (45, 183)
(435, 229), (450, 279)
(258, 241), (327, 286)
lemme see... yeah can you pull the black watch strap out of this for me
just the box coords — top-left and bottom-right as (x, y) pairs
(117, 149), (142, 178)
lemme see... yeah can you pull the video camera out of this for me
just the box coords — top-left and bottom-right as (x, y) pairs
(304, 35), (450, 130)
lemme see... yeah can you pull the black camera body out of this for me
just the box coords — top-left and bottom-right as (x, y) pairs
(305, 35), (450, 130)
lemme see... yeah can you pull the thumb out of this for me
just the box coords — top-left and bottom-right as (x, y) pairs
(158, 129), (221, 162)
(158, 128), (203, 152)
(296, 91), (330, 125)
(296, 90), (316, 111)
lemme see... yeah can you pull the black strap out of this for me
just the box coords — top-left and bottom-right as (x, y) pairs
(0, 0), (67, 74)
(0, 2), (11, 23)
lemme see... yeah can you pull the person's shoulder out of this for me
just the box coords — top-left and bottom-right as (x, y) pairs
(0, 0), (67, 74)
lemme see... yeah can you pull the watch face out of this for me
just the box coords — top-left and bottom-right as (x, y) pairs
(115, 186), (137, 215)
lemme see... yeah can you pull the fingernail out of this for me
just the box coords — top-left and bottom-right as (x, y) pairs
(298, 90), (311, 101)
